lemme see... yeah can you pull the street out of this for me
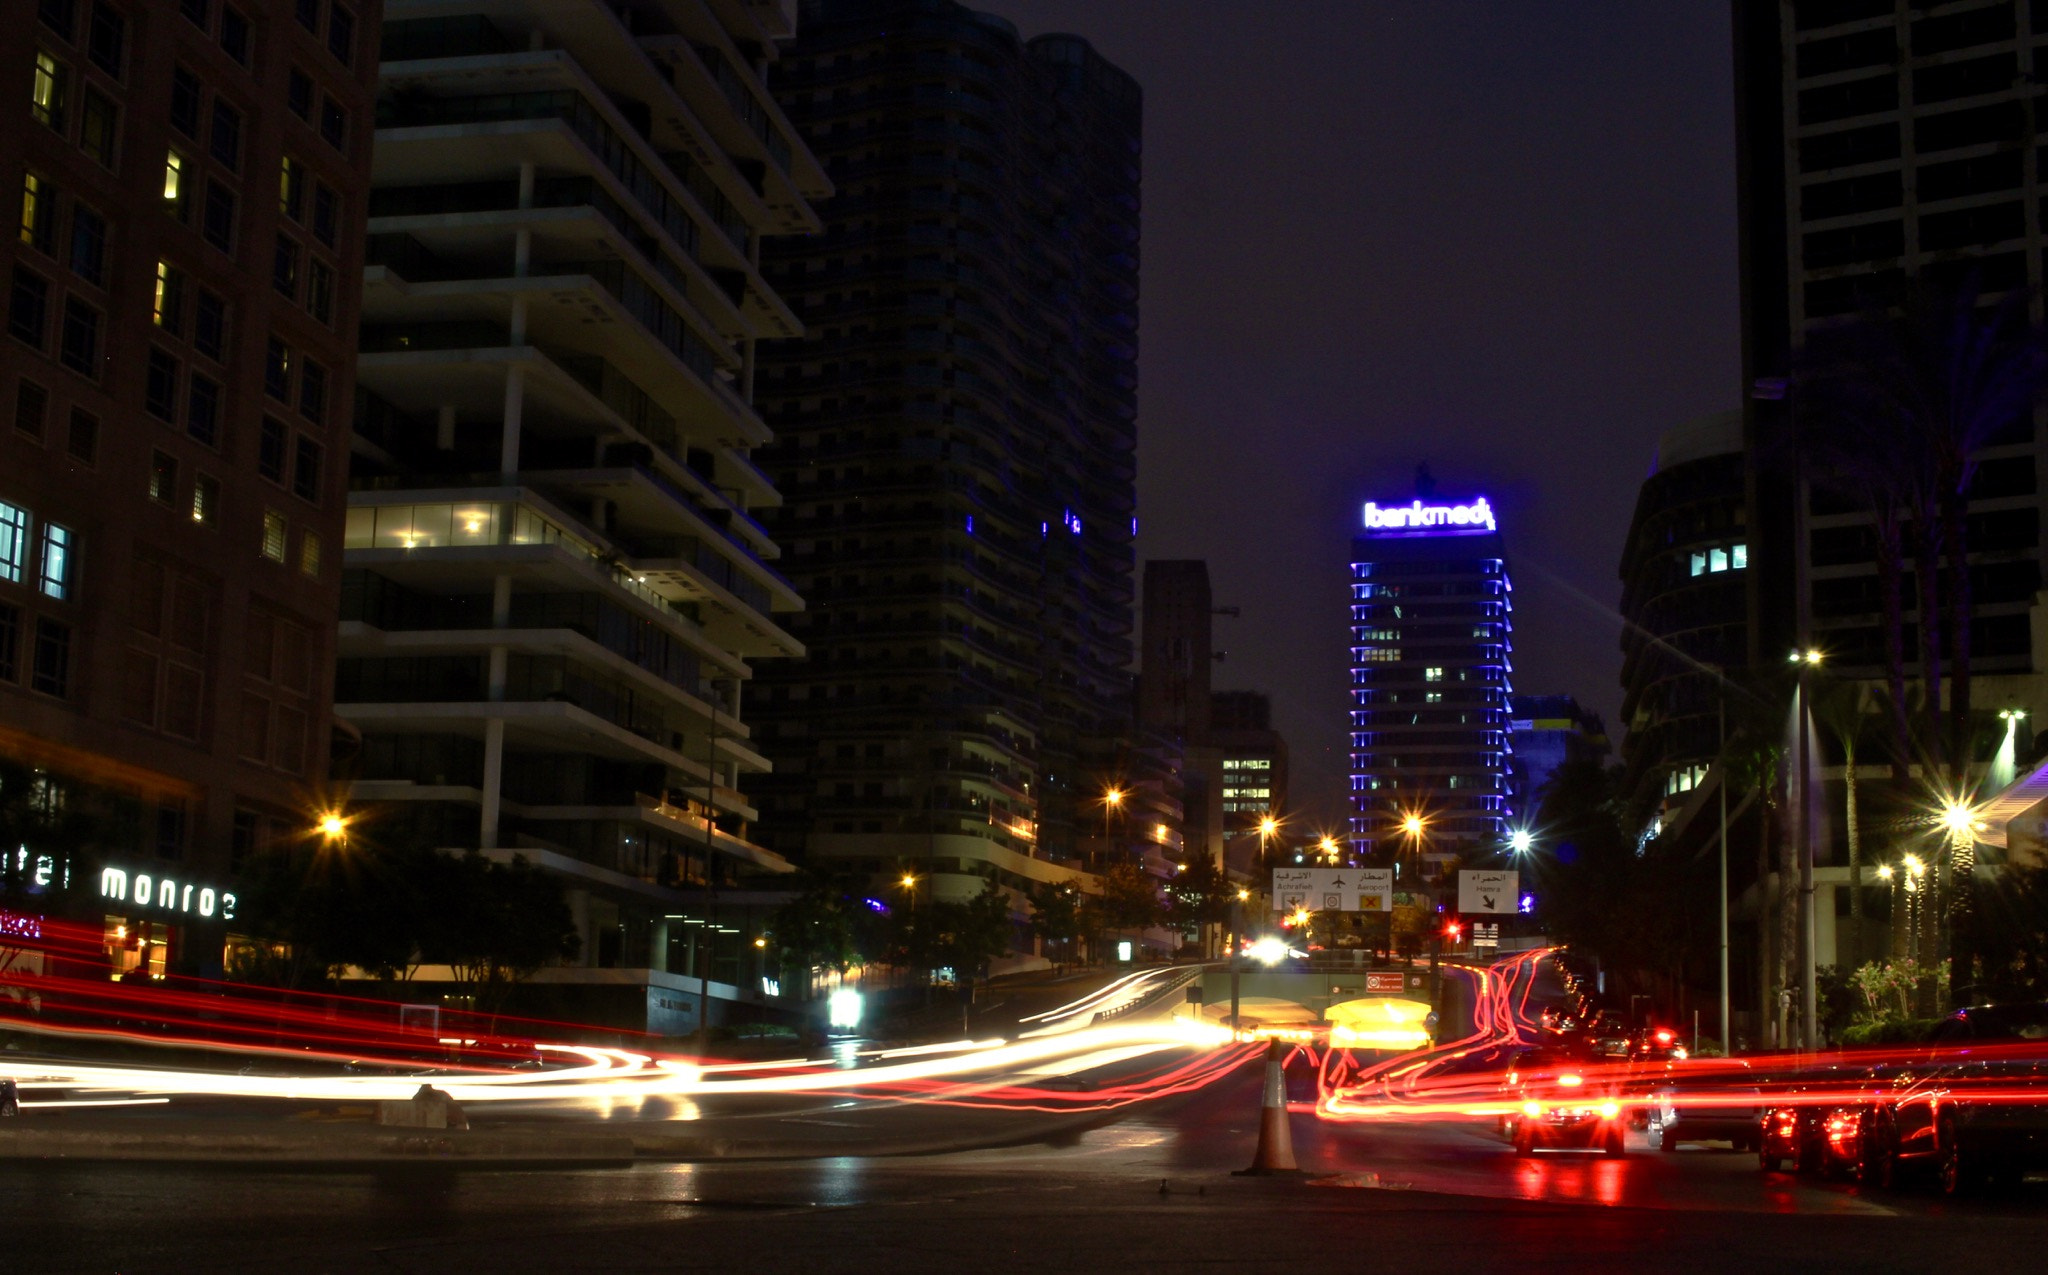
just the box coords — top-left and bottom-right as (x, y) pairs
(7, 1061), (2043, 1274)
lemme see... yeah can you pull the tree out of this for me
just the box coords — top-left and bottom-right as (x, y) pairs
(415, 852), (580, 1017)
(913, 882), (1013, 989)
(1093, 860), (1163, 943)
(768, 874), (878, 975)
(0, 759), (139, 915)
(1028, 880), (1087, 970)
(1165, 854), (1231, 955)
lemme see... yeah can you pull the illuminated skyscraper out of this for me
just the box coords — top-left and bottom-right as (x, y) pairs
(1347, 490), (1514, 866)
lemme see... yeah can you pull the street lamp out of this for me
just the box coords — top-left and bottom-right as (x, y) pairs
(1317, 835), (1339, 864)
(1791, 646), (1824, 1049)
(315, 811), (349, 846)
(1508, 828), (1534, 855)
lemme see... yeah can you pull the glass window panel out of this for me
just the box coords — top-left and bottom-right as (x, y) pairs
(0, 502), (28, 583)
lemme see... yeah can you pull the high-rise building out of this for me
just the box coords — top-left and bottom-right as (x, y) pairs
(1735, 0), (2045, 713)
(1347, 489), (1514, 864)
(1, 0), (378, 974)
(1617, 411), (1749, 808)
(1507, 694), (1610, 812)
(1136, 560), (1217, 865)
(1210, 690), (1287, 878)
(746, 0), (1142, 931)
(338, 1), (829, 1032)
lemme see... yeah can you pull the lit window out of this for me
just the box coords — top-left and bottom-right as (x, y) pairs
(261, 509), (287, 561)
(1424, 667), (1444, 682)
(20, 173), (55, 252)
(37, 522), (71, 600)
(191, 474), (218, 526)
(154, 261), (185, 331)
(1709, 547), (1729, 573)
(1732, 542), (1748, 570)
(149, 451), (177, 503)
(31, 51), (68, 131)
(163, 151), (186, 210)
(1689, 551), (1706, 577)
(299, 529), (320, 577)
(0, 502), (28, 583)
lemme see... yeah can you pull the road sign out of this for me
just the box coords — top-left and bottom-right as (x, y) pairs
(1271, 868), (1392, 913)
(1363, 972), (1408, 994)
(1457, 869), (1519, 915)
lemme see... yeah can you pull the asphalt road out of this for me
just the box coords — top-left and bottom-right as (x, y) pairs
(9, 1056), (2045, 1275)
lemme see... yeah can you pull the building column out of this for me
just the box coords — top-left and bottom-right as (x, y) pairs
(500, 364), (525, 480)
(650, 917), (671, 974)
(480, 717), (505, 850)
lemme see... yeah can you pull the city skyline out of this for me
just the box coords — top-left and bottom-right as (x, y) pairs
(975, 0), (1742, 826)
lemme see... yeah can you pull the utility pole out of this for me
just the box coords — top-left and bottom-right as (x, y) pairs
(1797, 651), (1818, 1051)
(695, 678), (725, 1048)
(1718, 674), (1731, 1054)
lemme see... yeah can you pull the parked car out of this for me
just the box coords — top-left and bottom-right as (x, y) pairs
(1646, 1058), (1763, 1152)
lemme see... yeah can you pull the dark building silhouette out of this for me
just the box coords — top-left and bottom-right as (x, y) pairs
(0, 0), (378, 974)
(1616, 411), (1749, 807)
(1508, 694), (1610, 812)
(1735, 0), (2044, 710)
(746, 0), (1142, 926)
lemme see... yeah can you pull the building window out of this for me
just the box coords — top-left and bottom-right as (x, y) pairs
(0, 603), (16, 682)
(201, 181), (236, 252)
(193, 288), (225, 359)
(153, 261), (185, 332)
(297, 359), (325, 421)
(191, 474), (218, 526)
(311, 183), (338, 247)
(145, 347), (179, 421)
(87, 2), (126, 78)
(186, 373), (220, 446)
(230, 808), (258, 872)
(210, 99), (242, 171)
(14, 381), (48, 442)
(59, 296), (100, 376)
(155, 799), (186, 861)
(272, 234), (299, 298)
(180, 0), (208, 29)
(170, 66), (201, 137)
(258, 416), (286, 481)
(20, 173), (56, 253)
(164, 151), (188, 220)
(149, 450), (177, 504)
(1423, 666), (1445, 682)
(67, 205), (105, 286)
(9, 268), (50, 347)
(66, 407), (96, 463)
(280, 156), (304, 220)
(0, 502), (27, 583)
(327, 4), (353, 64)
(78, 88), (117, 168)
(299, 529), (320, 577)
(1732, 542), (1748, 570)
(32, 52), (69, 132)
(38, 522), (72, 600)
(287, 68), (312, 119)
(319, 97), (346, 150)
(305, 259), (333, 324)
(31, 618), (69, 696)
(291, 435), (322, 500)
(38, 0), (74, 39)
(218, 5), (248, 63)
(261, 509), (287, 561)
(295, 0), (319, 31)
(264, 337), (289, 399)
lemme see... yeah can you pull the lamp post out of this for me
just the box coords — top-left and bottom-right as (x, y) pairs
(1792, 648), (1823, 1050)
(1230, 887), (1248, 1039)
(1938, 798), (1984, 1004)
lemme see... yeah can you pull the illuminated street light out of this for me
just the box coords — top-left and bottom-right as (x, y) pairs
(1508, 828), (1534, 854)
(1876, 864), (1894, 881)
(1258, 815), (1279, 838)
(1103, 787), (1125, 808)
(900, 873), (918, 890)
(316, 811), (349, 844)
(1401, 813), (1425, 838)
(1235, 889), (1249, 903)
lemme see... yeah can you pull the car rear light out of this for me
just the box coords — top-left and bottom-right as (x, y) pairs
(1523, 1100), (1544, 1118)
(1598, 1101), (1621, 1119)
(1557, 1073), (1584, 1088)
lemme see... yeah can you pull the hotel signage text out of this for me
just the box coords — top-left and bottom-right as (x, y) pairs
(99, 866), (238, 921)
(1361, 497), (1497, 535)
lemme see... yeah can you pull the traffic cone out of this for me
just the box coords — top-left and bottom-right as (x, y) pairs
(1235, 1037), (1308, 1176)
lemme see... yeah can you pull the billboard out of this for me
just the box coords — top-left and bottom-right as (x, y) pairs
(1271, 868), (1393, 913)
(1457, 869), (1519, 915)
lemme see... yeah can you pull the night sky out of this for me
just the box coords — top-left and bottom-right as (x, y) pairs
(970, 1), (1742, 828)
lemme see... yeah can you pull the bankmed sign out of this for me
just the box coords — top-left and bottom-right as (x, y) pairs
(1361, 497), (1497, 535)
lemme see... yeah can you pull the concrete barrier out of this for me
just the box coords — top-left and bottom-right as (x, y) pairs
(377, 1084), (469, 1130)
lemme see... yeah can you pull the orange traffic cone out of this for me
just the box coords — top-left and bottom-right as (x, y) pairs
(1235, 1037), (1308, 1176)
